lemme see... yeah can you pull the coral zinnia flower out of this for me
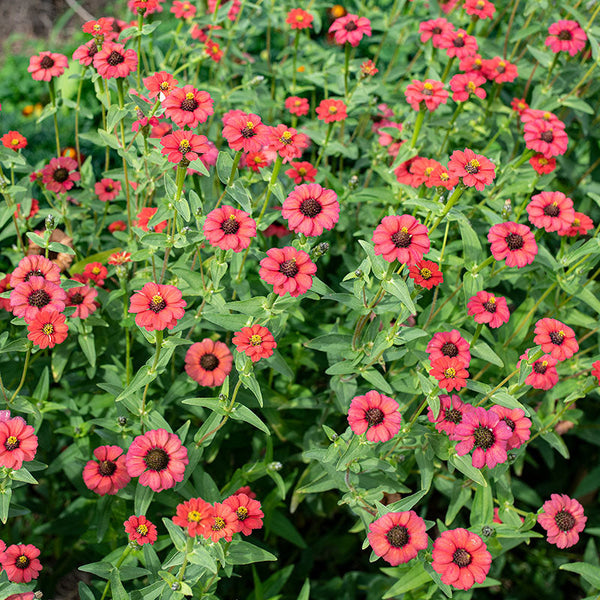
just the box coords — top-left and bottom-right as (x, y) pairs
(285, 96), (309, 116)
(171, 0), (196, 18)
(173, 497), (213, 537)
(427, 394), (466, 439)
(432, 528), (491, 590)
(268, 124), (309, 161)
(524, 119), (568, 159)
(440, 29), (478, 58)
(0, 544), (42, 583)
(487, 221), (538, 268)
(93, 41), (138, 78)
(490, 406), (532, 450)
(10, 276), (66, 322)
(0, 417), (38, 470)
(459, 54), (486, 77)
(42, 157), (80, 194)
(408, 260), (443, 289)
(259, 246), (317, 297)
(538, 494), (587, 548)
(545, 20), (587, 56)
(372, 215), (430, 265)
(347, 390), (402, 443)
(511, 97), (529, 114)
(592, 360), (600, 384)
(11, 255), (61, 286)
(160, 130), (211, 164)
(483, 56), (518, 83)
(520, 352), (559, 390)
(430, 357), (469, 392)
(82, 17), (113, 37)
(286, 8), (313, 29)
(404, 79), (448, 112)
(203, 502), (237, 542)
(26, 309), (68, 348)
(222, 112), (270, 153)
(126, 429), (189, 492)
(205, 41), (224, 63)
(83, 262), (108, 287)
(429, 163), (460, 189)
(223, 492), (264, 535)
(368, 511), (428, 566)
(329, 14), (372, 47)
(94, 178), (121, 202)
(316, 99), (347, 123)
(129, 282), (187, 332)
(533, 318), (578, 361)
(285, 161), (317, 184)
(454, 406), (512, 469)
(109, 220), (127, 233)
(529, 153), (556, 175)
(144, 71), (178, 99)
(124, 515), (158, 545)
(281, 183), (339, 237)
(467, 291), (510, 329)
(1, 131), (27, 151)
(232, 324), (277, 362)
(563, 212), (594, 237)
(28, 51), (68, 81)
(185, 339), (233, 387)
(464, 0), (495, 19)
(82, 445), (131, 496)
(527, 191), (575, 234)
(203, 205), (257, 252)
(448, 148), (495, 191)
(162, 85), (214, 128)
(450, 73), (486, 102)
(419, 18), (454, 47)
(135, 207), (168, 233)
(244, 151), (269, 172)
(426, 330), (471, 366)
(412, 157), (442, 187)
(73, 40), (99, 66)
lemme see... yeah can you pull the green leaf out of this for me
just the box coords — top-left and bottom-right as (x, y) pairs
(383, 562), (431, 598)
(541, 431), (570, 459)
(98, 129), (122, 150)
(48, 241), (76, 255)
(78, 582), (97, 600)
(305, 333), (353, 353)
(226, 540), (277, 565)
(527, 44), (551, 67)
(471, 341), (504, 367)
(382, 276), (416, 314)
(471, 479), (493, 526)
(230, 403), (270, 435)
(0, 488), (12, 524)
(559, 562), (600, 589)
(240, 373), (263, 407)
(162, 517), (187, 552)
(79, 561), (114, 580)
(415, 446), (434, 492)
(26, 231), (47, 247)
(188, 545), (218, 573)
(107, 105), (129, 131)
(134, 483), (154, 516)
(358, 239), (387, 279)
(216, 151), (234, 184)
(385, 489), (429, 513)
(79, 334), (96, 367)
(298, 579), (311, 600)
(360, 369), (393, 394)
(10, 467), (38, 485)
(449, 454), (487, 486)
(110, 569), (129, 600)
(130, 581), (164, 600)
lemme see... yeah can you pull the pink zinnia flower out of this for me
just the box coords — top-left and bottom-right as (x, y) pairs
(538, 494), (587, 548)
(439, 29), (478, 58)
(83, 262), (107, 287)
(329, 14), (372, 47)
(185, 339), (233, 387)
(232, 324), (276, 362)
(259, 246), (317, 297)
(171, 0), (196, 19)
(223, 493), (264, 535)
(1, 131), (27, 151)
(95, 178), (121, 202)
(66, 284), (98, 319)
(533, 318), (578, 361)
(372, 215), (430, 265)
(464, 0), (495, 19)
(487, 221), (538, 268)
(82, 445), (131, 496)
(93, 42), (138, 79)
(490, 405), (532, 450)
(135, 207), (167, 233)
(563, 212), (594, 237)
(545, 21), (587, 56)
(529, 154), (556, 175)
(427, 394), (467, 439)
(281, 183), (339, 237)
(160, 130), (211, 164)
(222, 112), (269, 153)
(286, 8), (314, 30)
(520, 352), (559, 390)
(173, 497), (213, 537)
(0, 416), (38, 470)
(430, 357), (469, 392)
(527, 191), (575, 234)
(467, 291), (510, 328)
(368, 511), (428, 566)
(203, 502), (237, 542)
(143, 71), (178, 99)
(448, 148), (496, 191)
(592, 360), (600, 385)
(316, 99), (347, 123)
(10, 255), (60, 286)
(426, 330), (471, 367)
(408, 260), (443, 289)
(268, 124), (309, 161)
(285, 161), (317, 184)
(405, 79), (448, 112)
(483, 57), (518, 83)
(10, 276), (66, 322)
(128, 282), (187, 332)
(450, 73), (486, 102)
(203, 205), (257, 252)
(73, 41), (99, 66)
(124, 515), (158, 545)
(162, 85), (214, 128)
(28, 51), (68, 81)
(419, 18), (454, 47)
(347, 390), (402, 443)
(524, 119), (568, 158)
(42, 157), (80, 194)
(285, 96), (309, 117)
(429, 163), (460, 189)
(0, 544), (42, 583)
(26, 309), (69, 348)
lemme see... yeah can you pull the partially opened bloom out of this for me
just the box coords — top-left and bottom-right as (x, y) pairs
(527, 191), (575, 234)
(232, 325), (276, 362)
(205, 41), (224, 62)
(1, 131), (27, 151)
(95, 178), (121, 201)
(490, 406), (531, 450)
(285, 96), (309, 116)
(83, 262), (107, 287)
(126, 429), (189, 492)
(428, 394), (467, 439)
(316, 99), (347, 123)
(529, 154), (556, 175)
(405, 79), (448, 112)
(185, 339), (233, 387)
(203, 205), (257, 252)
(524, 119), (568, 158)
(440, 29), (478, 58)
(464, 0), (495, 19)
(538, 494), (586, 548)
(408, 260), (443, 289)
(563, 212), (594, 237)
(160, 130), (211, 164)
(488, 221), (538, 268)
(419, 18), (454, 46)
(223, 493), (264, 535)
(448, 148), (495, 191)
(0, 416), (38, 470)
(135, 207), (167, 233)
(28, 51), (68, 81)
(432, 529), (491, 590)
(203, 502), (237, 542)
(10, 277), (66, 322)
(282, 183), (339, 236)
(83, 445), (131, 495)
(222, 112), (269, 152)
(511, 97), (529, 115)
(173, 497), (213, 537)
(372, 215), (430, 265)
(360, 59), (378, 77)
(124, 515), (158, 545)
(129, 282), (187, 332)
(144, 71), (178, 99)
(285, 161), (317, 184)
(467, 291), (510, 328)
(329, 14), (371, 47)
(93, 42), (138, 78)
(286, 8), (313, 29)
(450, 73), (486, 102)
(347, 390), (402, 443)
(0, 544), (42, 583)
(259, 246), (317, 297)
(426, 330), (471, 366)
(163, 85), (213, 128)
(368, 511), (428, 566)
(545, 21), (587, 56)
(27, 309), (68, 348)
(430, 357), (469, 392)
(42, 157), (80, 194)
(10, 255), (60, 286)
(533, 318), (578, 361)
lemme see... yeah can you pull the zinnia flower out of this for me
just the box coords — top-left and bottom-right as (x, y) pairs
(10, 277), (66, 322)
(529, 154), (556, 175)
(316, 99), (347, 123)
(545, 20), (587, 56)
(591, 360), (600, 384)
(286, 8), (313, 30)
(267, 124), (309, 161)
(347, 390), (402, 443)
(28, 51), (68, 81)
(232, 325), (277, 362)
(73, 40), (99, 66)
(467, 291), (510, 328)
(171, 0), (196, 18)
(368, 511), (428, 566)
(538, 494), (586, 548)
(259, 246), (317, 297)
(82, 445), (131, 495)
(203, 205), (257, 252)
(0, 416), (38, 470)
(426, 330), (471, 367)
(203, 502), (237, 542)
(1, 131), (27, 151)
(10, 255), (60, 286)
(533, 318), (578, 361)
(439, 29), (478, 58)
(464, 0), (495, 19)
(162, 85), (214, 128)
(419, 18), (454, 47)
(124, 515), (158, 545)
(521, 352), (559, 390)
(185, 339), (233, 387)
(143, 71), (178, 99)
(408, 260), (443, 289)
(450, 73), (486, 102)
(222, 112), (269, 153)
(27, 309), (69, 348)
(430, 357), (469, 392)
(173, 497), (213, 537)
(427, 394), (467, 439)
(160, 130), (211, 164)
(490, 405), (532, 450)
(487, 221), (538, 268)
(285, 96), (309, 116)
(135, 207), (168, 233)
(0, 544), (42, 583)
(281, 183), (339, 237)
(372, 215), (430, 265)
(41, 157), (80, 194)
(329, 14), (372, 47)
(129, 282), (187, 332)
(448, 148), (496, 191)
(524, 119), (568, 158)
(527, 191), (575, 234)
(83, 262), (107, 287)
(404, 79), (448, 112)
(285, 161), (317, 184)
(223, 492), (264, 535)
(565, 213), (595, 237)
(95, 178), (121, 202)
(93, 41), (138, 78)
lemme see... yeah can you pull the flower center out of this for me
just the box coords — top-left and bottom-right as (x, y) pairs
(473, 425), (495, 449)
(328, 106), (338, 114)
(299, 197), (322, 218)
(444, 367), (456, 378)
(53, 167), (70, 182)
(432, 26), (442, 34)
(386, 525), (409, 548)
(549, 330), (565, 345)
(445, 407), (463, 424)
(160, 81), (170, 90)
(441, 342), (459, 358)
(42, 323), (54, 335)
(502, 417), (515, 431)
(107, 50), (125, 66)
(467, 81), (476, 92)
(40, 55), (55, 69)
(420, 267), (432, 279)
(365, 407), (385, 426)
(344, 20), (358, 31)
(538, 157), (549, 166)
(391, 227), (411, 248)
(241, 121), (256, 138)
(558, 30), (572, 41)
(181, 93), (199, 111)
(452, 548), (472, 568)
(221, 215), (240, 234)
(98, 459), (117, 476)
(554, 509), (576, 531)
(533, 360), (548, 374)
(280, 130), (293, 144)
(423, 82), (434, 96)
(24, 269), (44, 281)
(179, 139), (191, 154)
(4, 435), (19, 451)
(250, 334), (262, 346)
(188, 510), (203, 522)
(28, 288), (51, 308)
(200, 353), (219, 370)
(137, 524), (149, 535)
(298, 167), (307, 176)
(212, 517), (226, 531)
(16, 555), (30, 569)
(483, 297), (497, 313)
(497, 62), (507, 73)
(279, 259), (299, 278)
(543, 202), (560, 217)
(237, 506), (249, 520)
(464, 159), (480, 174)
(505, 232), (524, 250)
(149, 294), (166, 313)
(144, 447), (170, 471)
(540, 129), (554, 143)
(453, 34), (466, 47)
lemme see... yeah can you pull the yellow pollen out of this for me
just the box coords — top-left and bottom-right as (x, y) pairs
(16, 556), (28, 566)
(92, 266), (100, 274)
(246, 120), (255, 129)
(160, 81), (170, 89)
(444, 368), (456, 378)
(237, 506), (249, 518)
(253, 156), (263, 164)
(212, 45), (218, 52)
(420, 268), (432, 279)
(180, 139), (191, 149)
(93, 23), (101, 31)
(424, 82), (434, 90)
(212, 517), (226, 530)
(539, 157), (548, 165)
(298, 167), (306, 175)
(188, 510), (203, 522)
(475, 58), (482, 65)
(440, 173), (449, 181)
(558, 330), (564, 336)
(573, 218), (580, 226)
(400, 226), (409, 233)
(467, 81), (476, 92)
(425, 167), (434, 175)
(457, 33), (464, 38)
(469, 159), (480, 168)
(11, 138), (19, 146)
(552, 201), (558, 207)
(488, 296), (495, 304)
(328, 106), (338, 114)
(477, 0), (484, 6)
(250, 334), (262, 346)
(151, 294), (164, 306)
(185, 92), (195, 100)
(542, 360), (548, 367)
(282, 131), (292, 140)
(296, 14), (304, 21)
(136, 524), (149, 535)
(543, 112), (552, 119)
(6, 435), (18, 446)
(42, 323), (54, 335)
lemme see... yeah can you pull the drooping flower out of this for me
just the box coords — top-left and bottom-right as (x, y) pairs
(135, 207), (168, 233)
(430, 357), (469, 392)
(427, 394), (467, 439)
(329, 14), (372, 47)
(259, 246), (317, 297)
(316, 99), (347, 123)
(286, 8), (314, 29)
(222, 112), (270, 153)
(426, 330), (471, 367)
(368, 511), (428, 566)
(285, 161), (317, 184)
(41, 157), (80, 194)
(173, 497), (214, 537)
(408, 260), (443, 289)
(487, 221), (538, 268)
(10, 255), (61, 287)
(281, 183), (339, 237)
(203, 205), (257, 252)
(232, 325), (277, 362)
(372, 215), (430, 265)
(93, 41), (138, 78)
(124, 515), (158, 545)
(467, 291), (510, 329)
(162, 85), (214, 128)
(160, 130), (211, 164)
(203, 502), (237, 543)
(490, 405), (532, 450)
(285, 96), (310, 117)
(26, 309), (69, 348)
(347, 390), (402, 443)
(450, 73), (487, 102)
(533, 318), (578, 361)
(523, 119), (569, 159)
(223, 493), (264, 535)
(95, 178), (121, 202)
(28, 51), (68, 81)
(82, 445), (131, 496)
(0, 416), (38, 470)
(464, 0), (495, 19)
(527, 191), (575, 234)
(545, 20), (587, 56)
(538, 494), (587, 548)
(404, 79), (448, 112)
(126, 429), (189, 492)
(185, 339), (233, 387)
(128, 282), (187, 332)
(432, 529), (491, 590)
(143, 71), (178, 99)
(448, 148), (496, 191)
(10, 277), (66, 322)
(419, 18), (454, 47)
(0, 544), (43, 583)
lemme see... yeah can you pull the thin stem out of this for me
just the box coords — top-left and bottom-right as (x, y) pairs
(292, 29), (300, 92)
(196, 379), (243, 447)
(344, 43), (351, 100)
(116, 79), (134, 237)
(440, 57), (455, 83)
(136, 13), (144, 89)
(140, 330), (164, 428)
(410, 107), (425, 149)
(503, 0), (520, 59)
(99, 546), (131, 600)
(74, 67), (87, 168)
(428, 185), (465, 236)
(48, 79), (61, 157)
(470, 322), (484, 348)
(9, 348), (31, 403)
(561, 62), (597, 101)
(315, 123), (334, 168)
(437, 103), (464, 157)
(215, 150), (243, 209)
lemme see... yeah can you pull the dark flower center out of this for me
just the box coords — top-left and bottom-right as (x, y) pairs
(473, 425), (495, 450)
(422, 87), (433, 96)
(98, 459), (117, 476)
(483, 301), (497, 313)
(149, 295), (167, 313)
(452, 548), (472, 568)
(221, 216), (240, 234)
(241, 125), (257, 138)
(441, 342), (459, 358)
(420, 267), (432, 279)
(299, 197), (322, 218)
(70, 292), (84, 305)
(497, 63), (506, 73)
(533, 360), (548, 374)
(502, 417), (515, 431)
(53, 168), (70, 183)
(212, 517), (226, 531)
(144, 447), (170, 471)
(4, 435), (20, 451)
(432, 26), (442, 34)
(200, 353), (219, 371)
(543, 203), (560, 217)
(549, 331), (565, 345)
(344, 20), (358, 31)
(464, 159), (480, 174)
(391, 229), (411, 248)
(453, 36), (465, 47)
(540, 130), (554, 143)
(445, 407), (463, 424)
(386, 525), (409, 548)
(279, 259), (299, 278)
(554, 509), (576, 531)
(28, 289), (51, 307)
(558, 30), (572, 41)
(88, 45), (99, 58)
(24, 269), (43, 281)
(107, 50), (125, 66)
(181, 98), (199, 111)
(40, 56), (55, 69)
(237, 506), (249, 520)
(365, 408), (385, 426)
(15, 555), (30, 569)
(505, 233), (524, 250)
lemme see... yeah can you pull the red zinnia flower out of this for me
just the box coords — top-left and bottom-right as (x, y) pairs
(519, 351), (559, 390)
(316, 99), (347, 123)
(524, 119), (568, 159)
(527, 191), (575, 234)
(0, 544), (42, 583)
(360, 59), (378, 77)
(93, 41), (138, 79)
(83, 445), (131, 496)
(592, 360), (600, 384)
(538, 494), (587, 548)
(426, 330), (471, 367)
(521, 108), (565, 128)
(204, 41), (224, 63)
(427, 394), (466, 439)
(285, 96), (309, 117)
(126, 429), (189, 492)
(285, 161), (317, 184)
(173, 497), (213, 537)
(545, 21), (587, 56)
(439, 29), (478, 58)
(203, 502), (237, 542)
(511, 97), (529, 115)
(82, 17), (113, 37)
(281, 183), (339, 237)
(124, 515), (158, 545)
(232, 324), (276, 362)
(408, 260), (443, 289)
(405, 79), (448, 112)
(162, 85), (214, 128)
(95, 178), (121, 201)
(222, 112), (269, 153)
(368, 511), (428, 566)
(412, 157), (442, 187)
(0, 417), (38, 470)
(429, 163), (460, 189)
(11, 255), (60, 286)
(533, 318), (578, 361)
(372, 215), (430, 265)
(185, 339), (233, 387)
(454, 406), (512, 469)
(0, 274), (12, 311)
(28, 51), (68, 81)
(268, 124), (309, 161)
(6, 593), (36, 600)
(563, 212), (594, 237)
(394, 158), (421, 187)
(419, 18), (454, 47)
(144, 71), (178, 99)
(464, 0), (495, 19)
(432, 529), (491, 590)
(10, 276), (66, 322)
(160, 130), (211, 164)
(171, 0), (196, 18)
(14, 199), (40, 221)
(448, 148), (495, 191)
(259, 246), (317, 297)
(244, 151), (270, 172)
(430, 357), (469, 392)
(347, 390), (402, 443)
(286, 8), (313, 29)
(129, 282), (186, 332)
(26, 309), (68, 348)
(459, 54), (486, 77)
(490, 405), (532, 450)
(482, 56), (518, 83)
(329, 14), (372, 47)
(109, 220), (127, 233)
(487, 221), (538, 268)
(108, 252), (132, 265)
(1, 131), (27, 151)
(73, 40), (99, 66)
(203, 205), (257, 252)
(67, 284), (98, 319)
(450, 73), (486, 102)
(467, 291), (510, 328)
(135, 207), (168, 233)
(529, 153), (556, 175)
(42, 157), (80, 194)
(223, 493), (264, 535)
(83, 262), (107, 287)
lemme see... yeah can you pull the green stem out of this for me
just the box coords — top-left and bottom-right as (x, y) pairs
(292, 29), (300, 93)
(427, 184), (465, 236)
(410, 107), (425, 149)
(48, 79), (61, 157)
(545, 53), (559, 87)
(140, 330), (164, 428)
(116, 79), (134, 238)
(196, 379), (243, 447)
(215, 150), (243, 209)
(470, 322), (484, 348)
(561, 62), (597, 101)
(136, 13), (144, 89)
(437, 103), (464, 157)
(9, 348), (31, 403)
(162, 20), (184, 68)
(344, 43), (351, 100)
(100, 546), (131, 600)
(315, 123), (334, 168)
(74, 67), (87, 168)
(440, 57), (455, 83)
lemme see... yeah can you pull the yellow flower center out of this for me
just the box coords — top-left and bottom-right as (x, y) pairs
(294, 99), (301, 106)
(401, 226), (409, 233)
(444, 368), (456, 378)
(250, 334), (263, 346)
(188, 510), (203, 522)
(539, 157), (548, 165)
(212, 517), (226, 531)
(246, 120), (255, 129)
(237, 506), (249, 519)
(420, 268), (432, 279)
(328, 106), (338, 114)
(136, 524), (149, 535)
(180, 139), (191, 150)
(42, 323), (54, 335)
(542, 360), (548, 367)
(6, 435), (18, 446)
(467, 81), (476, 92)
(92, 266), (101, 274)
(296, 14), (304, 21)
(424, 82), (433, 90)
(160, 81), (170, 90)
(282, 131), (292, 140)
(11, 138), (19, 146)
(151, 295), (164, 306)
(185, 92), (195, 100)
(488, 296), (495, 304)
(468, 159), (480, 169)
(16, 556), (28, 566)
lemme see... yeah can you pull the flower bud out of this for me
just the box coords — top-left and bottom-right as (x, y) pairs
(45, 214), (57, 231)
